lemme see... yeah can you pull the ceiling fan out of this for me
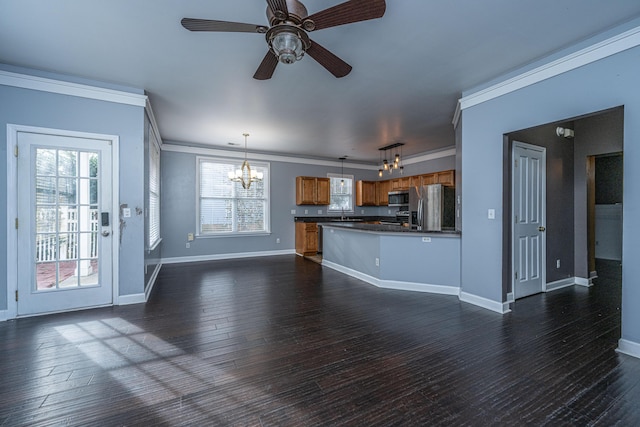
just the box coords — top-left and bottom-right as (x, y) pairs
(181, 0), (386, 80)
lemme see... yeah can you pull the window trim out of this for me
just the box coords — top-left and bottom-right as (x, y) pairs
(147, 124), (161, 251)
(327, 172), (354, 213)
(196, 156), (271, 238)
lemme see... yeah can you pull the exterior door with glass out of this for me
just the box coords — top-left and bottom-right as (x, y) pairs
(17, 131), (113, 316)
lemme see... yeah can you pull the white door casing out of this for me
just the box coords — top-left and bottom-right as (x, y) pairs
(512, 142), (546, 299)
(7, 125), (119, 318)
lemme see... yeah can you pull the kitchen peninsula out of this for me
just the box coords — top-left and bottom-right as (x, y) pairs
(321, 222), (461, 296)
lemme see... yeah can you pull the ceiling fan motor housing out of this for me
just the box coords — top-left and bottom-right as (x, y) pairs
(266, 0), (308, 26)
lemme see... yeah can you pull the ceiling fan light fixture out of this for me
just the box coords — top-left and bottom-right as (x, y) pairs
(268, 24), (310, 65)
(272, 32), (303, 64)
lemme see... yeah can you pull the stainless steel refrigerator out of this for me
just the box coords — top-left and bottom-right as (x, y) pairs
(409, 184), (455, 231)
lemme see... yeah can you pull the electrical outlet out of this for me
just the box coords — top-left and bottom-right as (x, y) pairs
(304, 209), (308, 214)
(422, 237), (432, 243)
(318, 209), (322, 214)
(187, 233), (194, 241)
(291, 209), (296, 214)
(375, 257), (379, 267)
(488, 209), (495, 219)
(186, 242), (190, 249)
(556, 259), (561, 269)
(361, 209), (365, 214)
(276, 238), (280, 244)
(123, 208), (131, 218)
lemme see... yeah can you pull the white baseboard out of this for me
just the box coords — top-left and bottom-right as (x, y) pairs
(322, 260), (460, 296)
(617, 339), (640, 360)
(145, 263), (162, 300)
(575, 276), (593, 287)
(459, 291), (511, 314)
(546, 277), (576, 292)
(161, 249), (295, 264)
(117, 293), (146, 305)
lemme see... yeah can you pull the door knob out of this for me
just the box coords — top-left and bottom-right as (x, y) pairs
(538, 226), (546, 232)
(101, 230), (110, 237)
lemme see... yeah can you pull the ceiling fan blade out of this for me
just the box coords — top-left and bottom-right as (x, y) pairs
(253, 51), (279, 80)
(306, 40), (352, 78)
(304, 0), (386, 31)
(181, 18), (266, 33)
(266, 0), (289, 20)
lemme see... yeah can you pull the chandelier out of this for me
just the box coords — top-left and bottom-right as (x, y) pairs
(378, 142), (404, 177)
(228, 133), (263, 189)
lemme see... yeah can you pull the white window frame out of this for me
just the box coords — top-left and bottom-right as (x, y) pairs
(327, 173), (354, 213)
(147, 125), (161, 250)
(196, 156), (271, 237)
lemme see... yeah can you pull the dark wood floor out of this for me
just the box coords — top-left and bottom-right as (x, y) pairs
(1, 257), (638, 426)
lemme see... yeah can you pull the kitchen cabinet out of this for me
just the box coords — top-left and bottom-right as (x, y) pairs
(295, 222), (318, 256)
(391, 176), (412, 190)
(376, 180), (391, 205)
(436, 170), (455, 186)
(418, 170), (455, 186)
(356, 180), (377, 206)
(296, 176), (330, 205)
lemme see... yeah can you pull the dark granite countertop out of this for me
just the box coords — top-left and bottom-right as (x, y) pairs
(294, 216), (394, 223)
(320, 222), (461, 236)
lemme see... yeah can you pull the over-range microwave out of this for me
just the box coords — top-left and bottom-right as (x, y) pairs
(388, 190), (410, 206)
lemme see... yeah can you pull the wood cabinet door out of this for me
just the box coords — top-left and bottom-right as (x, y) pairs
(305, 223), (318, 253)
(296, 176), (317, 205)
(315, 178), (330, 205)
(421, 173), (436, 186)
(356, 181), (376, 206)
(399, 177), (411, 189)
(436, 170), (455, 186)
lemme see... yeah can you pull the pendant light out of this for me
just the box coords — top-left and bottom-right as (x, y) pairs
(228, 133), (263, 189)
(339, 157), (346, 188)
(378, 142), (404, 175)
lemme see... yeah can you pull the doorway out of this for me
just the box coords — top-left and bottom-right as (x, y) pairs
(504, 107), (623, 302)
(8, 126), (118, 317)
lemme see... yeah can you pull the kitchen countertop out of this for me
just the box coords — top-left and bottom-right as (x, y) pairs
(294, 216), (395, 223)
(320, 222), (460, 236)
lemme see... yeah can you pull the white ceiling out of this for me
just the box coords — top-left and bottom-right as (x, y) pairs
(2, 0), (640, 163)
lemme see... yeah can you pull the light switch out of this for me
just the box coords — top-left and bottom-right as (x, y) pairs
(488, 209), (495, 219)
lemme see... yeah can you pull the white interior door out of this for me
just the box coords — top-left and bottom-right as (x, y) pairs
(17, 131), (113, 316)
(512, 142), (546, 299)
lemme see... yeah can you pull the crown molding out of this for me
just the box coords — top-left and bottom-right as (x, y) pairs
(0, 69), (147, 107)
(162, 143), (456, 170)
(459, 24), (640, 111)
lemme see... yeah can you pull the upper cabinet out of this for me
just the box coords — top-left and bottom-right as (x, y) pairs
(296, 176), (330, 205)
(376, 180), (391, 206)
(356, 181), (377, 206)
(356, 169), (455, 206)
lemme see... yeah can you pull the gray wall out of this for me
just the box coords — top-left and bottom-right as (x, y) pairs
(160, 146), (455, 260)
(460, 41), (639, 345)
(1, 70), (147, 311)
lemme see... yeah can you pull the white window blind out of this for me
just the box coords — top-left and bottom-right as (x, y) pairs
(328, 173), (354, 213)
(148, 127), (161, 249)
(198, 157), (270, 235)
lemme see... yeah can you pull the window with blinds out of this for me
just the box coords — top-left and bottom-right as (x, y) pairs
(328, 173), (354, 213)
(148, 128), (161, 249)
(197, 157), (270, 236)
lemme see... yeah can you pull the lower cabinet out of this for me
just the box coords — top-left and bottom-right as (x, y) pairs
(295, 222), (318, 256)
